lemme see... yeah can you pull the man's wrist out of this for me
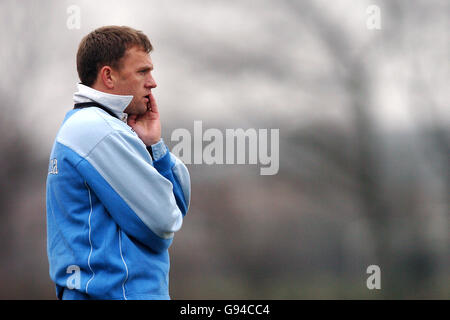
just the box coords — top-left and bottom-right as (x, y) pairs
(145, 136), (161, 147)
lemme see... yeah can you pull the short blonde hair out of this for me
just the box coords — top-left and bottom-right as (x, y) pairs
(76, 25), (153, 86)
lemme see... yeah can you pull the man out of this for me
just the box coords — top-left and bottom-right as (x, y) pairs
(46, 26), (190, 300)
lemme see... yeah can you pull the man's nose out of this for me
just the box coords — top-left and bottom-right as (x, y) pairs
(145, 74), (157, 89)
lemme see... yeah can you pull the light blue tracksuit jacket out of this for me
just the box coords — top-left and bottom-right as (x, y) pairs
(46, 84), (190, 300)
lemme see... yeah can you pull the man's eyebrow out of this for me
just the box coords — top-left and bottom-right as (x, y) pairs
(138, 65), (154, 72)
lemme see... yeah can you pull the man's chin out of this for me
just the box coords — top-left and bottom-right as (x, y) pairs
(125, 105), (147, 116)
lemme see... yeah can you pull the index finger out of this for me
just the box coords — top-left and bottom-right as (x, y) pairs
(149, 92), (159, 113)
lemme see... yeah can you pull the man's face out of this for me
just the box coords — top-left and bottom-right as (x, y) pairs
(113, 46), (156, 115)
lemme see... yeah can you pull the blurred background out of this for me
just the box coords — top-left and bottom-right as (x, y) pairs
(0, 0), (448, 299)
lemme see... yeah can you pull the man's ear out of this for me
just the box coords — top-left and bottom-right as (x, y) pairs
(99, 66), (115, 89)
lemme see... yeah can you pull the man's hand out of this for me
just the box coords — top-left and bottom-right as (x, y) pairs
(127, 92), (161, 146)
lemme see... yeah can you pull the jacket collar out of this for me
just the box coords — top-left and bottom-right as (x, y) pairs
(73, 83), (133, 122)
